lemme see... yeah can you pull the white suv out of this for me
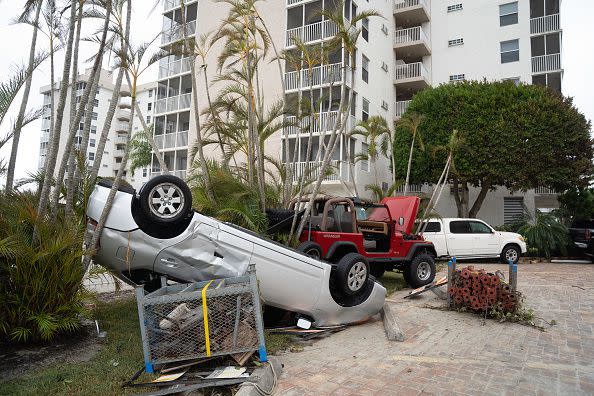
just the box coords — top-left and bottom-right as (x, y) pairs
(421, 218), (527, 263)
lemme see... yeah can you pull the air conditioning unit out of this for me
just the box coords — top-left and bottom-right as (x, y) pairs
(381, 62), (389, 72)
(381, 100), (389, 110)
(381, 24), (389, 35)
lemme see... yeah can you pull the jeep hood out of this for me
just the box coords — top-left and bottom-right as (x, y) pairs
(381, 196), (420, 235)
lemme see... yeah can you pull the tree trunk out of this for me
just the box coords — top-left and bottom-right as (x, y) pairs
(48, 2), (111, 215)
(37, 0), (78, 219)
(455, 180), (469, 217)
(469, 180), (490, 218)
(5, 2), (41, 191)
(404, 129), (416, 196)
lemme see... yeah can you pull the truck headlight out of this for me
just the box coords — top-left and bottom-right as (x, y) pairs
(518, 236), (525, 242)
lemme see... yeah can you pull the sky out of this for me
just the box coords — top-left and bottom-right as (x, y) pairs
(0, 1), (593, 183)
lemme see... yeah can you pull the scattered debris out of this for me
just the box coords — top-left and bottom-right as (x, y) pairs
(404, 276), (448, 299)
(380, 303), (404, 342)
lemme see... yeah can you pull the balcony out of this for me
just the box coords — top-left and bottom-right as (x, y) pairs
(531, 53), (561, 74)
(116, 109), (131, 121)
(534, 187), (557, 195)
(161, 20), (197, 45)
(154, 130), (189, 150)
(285, 62), (349, 92)
(113, 148), (126, 157)
(154, 93), (192, 114)
(394, 62), (430, 90)
(153, 170), (187, 180)
(286, 20), (338, 47)
(285, 112), (356, 136)
(291, 160), (347, 183)
(163, 0), (197, 12)
(115, 135), (128, 144)
(159, 57), (192, 79)
(395, 184), (424, 194)
(530, 14), (560, 35)
(394, 100), (411, 119)
(393, 0), (430, 24)
(393, 26), (430, 58)
(115, 122), (129, 133)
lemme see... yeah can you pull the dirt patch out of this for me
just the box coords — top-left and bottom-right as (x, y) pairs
(0, 323), (103, 381)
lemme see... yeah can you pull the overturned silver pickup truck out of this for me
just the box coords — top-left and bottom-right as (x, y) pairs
(87, 175), (386, 327)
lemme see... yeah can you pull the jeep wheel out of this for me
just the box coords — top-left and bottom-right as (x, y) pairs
(336, 253), (370, 296)
(501, 244), (520, 264)
(297, 241), (322, 260)
(139, 175), (192, 225)
(369, 263), (385, 279)
(407, 253), (436, 288)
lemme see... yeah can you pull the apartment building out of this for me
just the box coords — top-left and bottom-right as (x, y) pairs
(156, 0), (562, 226)
(38, 68), (156, 189)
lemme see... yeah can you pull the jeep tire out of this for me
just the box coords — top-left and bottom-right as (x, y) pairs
(335, 253), (370, 296)
(407, 253), (436, 288)
(297, 241), (323, 260)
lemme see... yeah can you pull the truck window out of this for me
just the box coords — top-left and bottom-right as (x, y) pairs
(424, 221), (441, 233)
(469, 221), (492, 234)
(450, 221), (471, 234)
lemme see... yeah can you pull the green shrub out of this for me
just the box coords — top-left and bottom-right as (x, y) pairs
(518, 211), (569, 259)
(0, 191), (88, 343)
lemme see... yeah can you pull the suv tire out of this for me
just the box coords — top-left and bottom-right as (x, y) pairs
(407, 253), (436, 288)
(139, 175), (192, 225)
(501, 244), (520, 264)
(336, 253), (370, 296)
(297, 241), (323, 259)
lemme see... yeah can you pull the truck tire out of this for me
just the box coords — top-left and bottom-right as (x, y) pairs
(407, 253), (436, 288)
(369, 263), (385, 279)
(138, 175), (192, 225)
(501, 244), (520, 264)
(336, 253), (370, 296)
(296, 241), (323, 259)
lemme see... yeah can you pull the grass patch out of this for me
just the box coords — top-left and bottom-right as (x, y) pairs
(380, 271), (407, 296)
(265, 331), (299, 355)
(0, 298), (152, 395)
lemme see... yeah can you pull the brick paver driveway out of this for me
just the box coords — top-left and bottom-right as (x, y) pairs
(275, 263), (594, 395)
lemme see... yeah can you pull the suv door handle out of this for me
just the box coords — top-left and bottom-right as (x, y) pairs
(160, 258), (178, 268)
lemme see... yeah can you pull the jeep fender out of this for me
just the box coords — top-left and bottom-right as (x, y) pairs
(405, 243), (437, 261)
(326, 242), (359, 262)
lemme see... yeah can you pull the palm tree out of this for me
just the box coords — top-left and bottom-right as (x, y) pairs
(399, 112), (424, 196)
(352, 116), (391, 187)
(37, 0), (79, 219)
(5, 1), (43, 191)
(296, 3), (381, 238)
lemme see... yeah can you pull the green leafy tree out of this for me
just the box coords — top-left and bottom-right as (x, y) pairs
(394, 81), (593, 218)
(129, 126), (153, 174)
(556, 188), (594, 224)
(519, 211), (569, 259)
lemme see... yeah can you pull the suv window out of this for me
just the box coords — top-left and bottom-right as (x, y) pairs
(424, 221), (441, 233)
(450, 221), (471, 234)
(469, 221), (492, 234)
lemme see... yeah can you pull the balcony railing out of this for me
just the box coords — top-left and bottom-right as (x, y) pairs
(285, 112), (356, 136)
(531, 53), (561, 73)
(286, 20), (338, 47)
(395, 62), (429, 81)
(395, 184), (423, 194)
(395, 100), (411, 118)
(155, 93), (192, 114)
(285, 62), (345, 91)
(113, 148), (126, 157)
(291, 160), (343, 183)
(115, 135), (128, 144)
(394, 0), (430, 12)
(535, 187), (557, 195)
(159, 57), (192, 79)
(530, 14), (560, 35)
(154, 130), (189, 150)
(163, 0), (197, 11)
(394, 26), (428, 45)
(161, 20), (197, 45)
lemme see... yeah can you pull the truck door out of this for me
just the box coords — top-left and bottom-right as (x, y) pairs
(447, 220), (474, 257)
(469, 220), (500, 255)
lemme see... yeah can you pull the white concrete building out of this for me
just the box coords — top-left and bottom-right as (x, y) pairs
(155, 0), (562, 226)
(38, 68), (156, 189)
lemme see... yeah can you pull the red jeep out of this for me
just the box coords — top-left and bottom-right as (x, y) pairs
(292, 196), (437, 290)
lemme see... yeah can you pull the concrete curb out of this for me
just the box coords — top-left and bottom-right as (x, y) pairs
(381, 303), (404, 342)
(235, 357), (283, 396)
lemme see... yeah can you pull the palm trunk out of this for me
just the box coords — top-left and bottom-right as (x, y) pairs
(254, 64), (267, 212)
(245, 51), (256, 187)
(49, 2), (111, 215)
(390, 139), (397, 196)
(37, 0), (78, 219)
(201, 64), (226, 158)
(5, 2), (42, 191)
(418, 154), (451, 235)
(404, 130), (416, 196)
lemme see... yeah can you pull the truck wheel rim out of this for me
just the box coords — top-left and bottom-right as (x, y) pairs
(417, 262), (431, 281)
(148, 183), (184, 219)
(505, 249), (518, 262)
(347, 262), (367, 292)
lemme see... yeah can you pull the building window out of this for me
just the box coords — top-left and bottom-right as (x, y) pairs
(90, 139), (96, 147)
(532, 72), (561, 93)
(91, 126), (97, 134)
(94, 99), (99, 107)
(148, 89), (153, 98)
(499, 2), (518, 26)
(362, 98), (369, 121)
(92, 112), (98, 121)
(447, 3), (463, 12)
(362, 55), (369, 83)
(449, 74), (465, 82)
(448, 38), (464, 47)
(76, 82), (86, 90)
(146, 115), (151, 124)
(88, 152), (95, 161)
(143, 168), (148, 177)
(148, 102), (152, 111)
(530, 0), (559, 18)
(531, 33), (560, 56)
(362, 18), (369, 42)
(500, 39), (520, 63)
(361, 142), (369, 172)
